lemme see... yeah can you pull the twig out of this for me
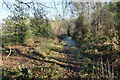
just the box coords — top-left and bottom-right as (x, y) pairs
(101, 57), (104, 77)
(111, 65), (115, 79)
(107, 58), (112, 79)
(104, 63), (108, 78)
(6, 46), (12, 58)
(3, 0), (14, 13)
(53, 0), (62, 19)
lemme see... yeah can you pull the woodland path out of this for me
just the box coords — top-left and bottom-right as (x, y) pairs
(60, 36), (82, 78)
(3, 37), (84, 79)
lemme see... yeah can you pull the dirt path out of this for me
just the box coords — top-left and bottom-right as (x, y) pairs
(62, 47), (82, 78)
(54, 36), (82, 78)
(3, 45), (44, 68)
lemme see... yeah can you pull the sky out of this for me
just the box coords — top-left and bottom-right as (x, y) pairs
(0, 0), (119, 23)
(0, 0), (66, 23)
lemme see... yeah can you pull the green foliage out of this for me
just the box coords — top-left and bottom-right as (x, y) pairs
(2, 64), (66, 79)
(73, 12), (88, 41)
(2, 17), (28, 45)
(2, 2), (29, 45)
(2, 2), (52, 46)
(72, 2), (119, 46)
(30, 18), (51, 38)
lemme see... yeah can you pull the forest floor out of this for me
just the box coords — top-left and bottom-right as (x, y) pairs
(2, 38), (85, 79)
(2, 38), (120, 79)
